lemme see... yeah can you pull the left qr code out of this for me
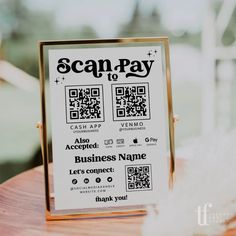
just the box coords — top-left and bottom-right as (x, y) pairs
(65, 85), (105, 123)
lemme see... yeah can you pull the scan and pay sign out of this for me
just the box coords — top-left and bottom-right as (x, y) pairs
(38, 38), (175, 220)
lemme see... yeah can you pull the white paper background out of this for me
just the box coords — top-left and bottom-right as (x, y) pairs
(48, 46), (169, 210)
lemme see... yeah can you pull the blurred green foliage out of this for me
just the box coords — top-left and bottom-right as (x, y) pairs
(0, 0), (98, 77)
(0, 0), (205, 78)
(1, 0), (234, 78)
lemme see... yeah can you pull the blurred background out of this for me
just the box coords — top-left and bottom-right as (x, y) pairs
(0, 0), (235, 183)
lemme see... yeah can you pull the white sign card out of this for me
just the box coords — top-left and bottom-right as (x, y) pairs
(46, 42), (171, 212)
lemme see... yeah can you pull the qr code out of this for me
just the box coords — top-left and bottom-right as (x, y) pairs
(125, 164), (152, 192)
(112, 83), (150, 121)
(65, 85), (104, 123)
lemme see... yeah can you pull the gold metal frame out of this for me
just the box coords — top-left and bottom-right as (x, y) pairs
(38, 37), (175, 220)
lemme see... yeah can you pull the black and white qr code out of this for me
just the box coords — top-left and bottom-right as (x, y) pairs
(125, 164), (152, 192)
(65, 85), (104, 124)
(112, 83), (150, 121)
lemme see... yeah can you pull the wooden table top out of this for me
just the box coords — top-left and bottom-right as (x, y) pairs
(0, 162), (235, 236)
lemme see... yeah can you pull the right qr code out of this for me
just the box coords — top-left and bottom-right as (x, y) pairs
(65, 85), (105, 124)
(125, 164), (152, 192)
(112, 83), (151, 121)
